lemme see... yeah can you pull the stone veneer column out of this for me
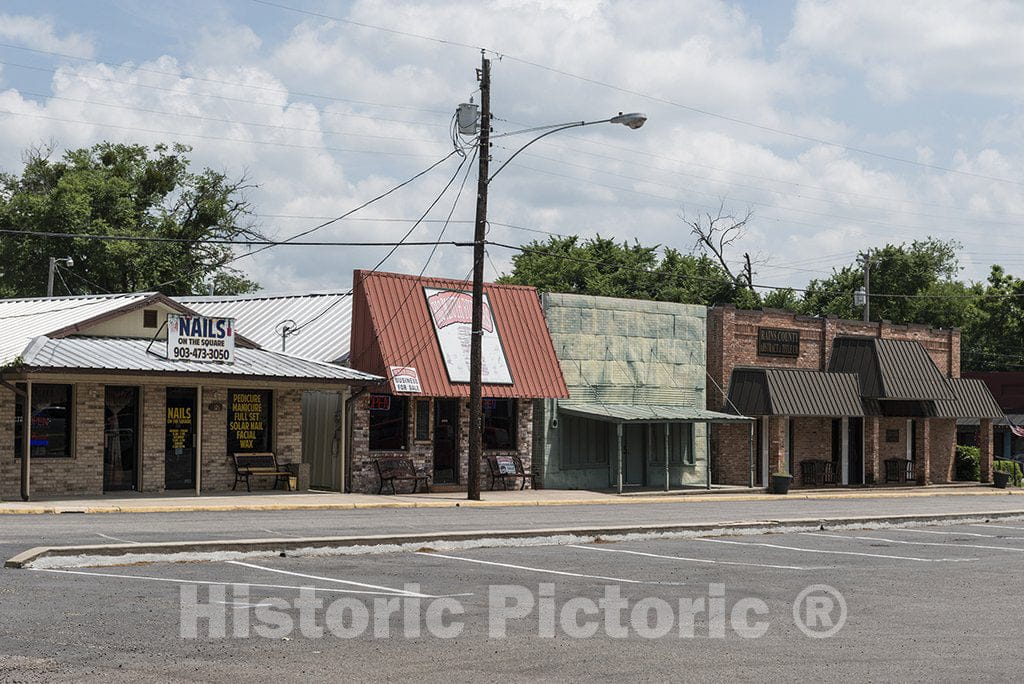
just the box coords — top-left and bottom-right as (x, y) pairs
(916, 418), (932, 485)
(768, 415), (787, 474)
(979, 418), (993, 484)
(864, 417), (880, 485)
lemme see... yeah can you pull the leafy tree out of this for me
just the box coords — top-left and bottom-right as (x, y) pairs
(0, 142), (261, 297)
(961, 266), (1024, 371)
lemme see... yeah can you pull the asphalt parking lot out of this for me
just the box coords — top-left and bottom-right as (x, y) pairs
(2, 520), (1023, 682)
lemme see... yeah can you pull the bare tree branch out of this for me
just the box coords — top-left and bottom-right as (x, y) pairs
(681, 200), (754, 287)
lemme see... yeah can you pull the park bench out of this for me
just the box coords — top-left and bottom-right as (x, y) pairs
(232, 452), (293, 492)
(799, 459), (839, 487)
(884, 458), (915, 484)
(375, 457), (430, 494)
(486, 454), (534, 491)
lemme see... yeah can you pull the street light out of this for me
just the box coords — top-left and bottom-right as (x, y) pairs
(47, 256), (74, 297)
(465, 53), (646, 500)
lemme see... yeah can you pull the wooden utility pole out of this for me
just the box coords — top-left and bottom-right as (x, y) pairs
(468, 53), (491, 501)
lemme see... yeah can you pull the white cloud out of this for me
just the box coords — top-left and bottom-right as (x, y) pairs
(0, 14), (94, 58)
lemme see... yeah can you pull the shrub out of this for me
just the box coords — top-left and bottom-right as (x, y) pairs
(955, 445), (980, 481)
(994, 460), (1023, 486)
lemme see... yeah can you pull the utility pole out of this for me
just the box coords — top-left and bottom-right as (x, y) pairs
(47, 257), (57, 297)
(862, 251), (870, 323)
(468, 52), (491, 501)
(743, 252), (754, 292)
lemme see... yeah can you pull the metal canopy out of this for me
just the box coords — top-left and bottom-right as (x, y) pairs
(558, 402), (752, 424)
(728, 367), (865, 417)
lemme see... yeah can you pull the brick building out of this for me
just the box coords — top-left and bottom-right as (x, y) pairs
(707, 306), (1002, 487)
(347, 271), (568, 493)
(0, 292), (378, 500)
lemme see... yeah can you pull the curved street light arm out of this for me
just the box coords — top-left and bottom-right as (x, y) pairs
(488, 119), (613, 183)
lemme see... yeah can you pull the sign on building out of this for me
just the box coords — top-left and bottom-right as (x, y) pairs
(390, 366), (423, 393)
(757, 327), (800, 358)
(423, 287), (513, 384)
(167, 314), (235, 363)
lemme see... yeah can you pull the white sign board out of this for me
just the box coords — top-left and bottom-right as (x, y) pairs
(167, 314), (235, 363)
(424, 287), (513, 384)
(390, 366), (423, 393)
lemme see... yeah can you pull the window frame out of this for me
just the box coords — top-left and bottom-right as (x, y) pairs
(482, 398), (517, 451)
(14, 383), (74, 459)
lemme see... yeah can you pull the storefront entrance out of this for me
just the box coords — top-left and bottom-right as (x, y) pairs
(165, 387), (197, 490)
(103, 386), (139, 492)
(433, 399), (459, 484)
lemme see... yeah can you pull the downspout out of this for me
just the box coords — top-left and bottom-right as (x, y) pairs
(1, 368), (30, 502)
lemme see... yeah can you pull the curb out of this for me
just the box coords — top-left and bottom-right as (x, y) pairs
(0, 487), (1017, 515)
(8, 508), (1024, 569)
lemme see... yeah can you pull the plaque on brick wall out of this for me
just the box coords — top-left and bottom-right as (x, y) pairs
(757, 327), (800, 357)
(886, 429), (900, 443)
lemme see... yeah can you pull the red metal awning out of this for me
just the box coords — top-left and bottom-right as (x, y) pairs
(348, 270), (569, 398)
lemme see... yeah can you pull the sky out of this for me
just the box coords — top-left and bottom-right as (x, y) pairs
(0, 0), (1022, 297)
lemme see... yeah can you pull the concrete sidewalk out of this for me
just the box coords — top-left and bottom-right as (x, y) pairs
(0, 482), (1017, 514)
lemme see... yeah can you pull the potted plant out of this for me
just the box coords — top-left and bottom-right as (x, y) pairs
(770, 471), (793, 495)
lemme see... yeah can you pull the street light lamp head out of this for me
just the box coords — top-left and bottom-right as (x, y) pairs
(610, 112), (647, 129)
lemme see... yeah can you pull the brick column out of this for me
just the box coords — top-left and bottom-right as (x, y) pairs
(864, 417), (880, 485)
(916, 419), (932, 485)
(979, 418), (994, 484)
(140, 385), (166, 492)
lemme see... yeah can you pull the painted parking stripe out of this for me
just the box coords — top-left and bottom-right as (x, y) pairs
(418, 552), (654, 584)
(802, 532), (1024, 554)
(225, 561), (433, 597)
(896, 528), (1020, 539)
(696, 537), (974, 563)
(96, 533), (140, 544)
(971, 523), (1024, 531)
(568, 544), (824, 571)
(32, 567), (404, 596)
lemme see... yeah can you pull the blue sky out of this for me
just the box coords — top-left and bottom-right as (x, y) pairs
(1, 0), (1022, 294)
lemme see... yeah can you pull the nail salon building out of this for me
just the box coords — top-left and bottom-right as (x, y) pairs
(0, 292), (379, 500)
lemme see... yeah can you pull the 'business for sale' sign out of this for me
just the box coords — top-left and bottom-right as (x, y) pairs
(167, 314), (235, 363)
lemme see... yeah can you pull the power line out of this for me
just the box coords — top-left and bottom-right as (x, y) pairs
(0, 228), (471, 248)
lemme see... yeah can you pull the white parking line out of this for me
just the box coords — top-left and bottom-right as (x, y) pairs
(95, 533), (140, 544)
(418, 552), (656, 584)
(971, 523), (1024, 531)
(32, 567), (405, 596)
(696, 537), (975, 562)
(568, 544), (824, 571)
(225, 561), (433, 597)
(802, 532), (1024, 554)
(896, 528), (1020, 540)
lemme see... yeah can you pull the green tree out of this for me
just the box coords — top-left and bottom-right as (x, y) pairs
(0, 142), (261, 297)
(499, 235), (747, 307)
(961, 266), (1024, 371)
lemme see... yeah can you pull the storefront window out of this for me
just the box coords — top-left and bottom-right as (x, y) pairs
(14, 384), (73, 458)
(369, 394), (407, 450)
(483, 398), (517, 450)
(227, 390), (273, 454)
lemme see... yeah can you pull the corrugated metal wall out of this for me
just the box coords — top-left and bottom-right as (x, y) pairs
(302, 390), (343, 490)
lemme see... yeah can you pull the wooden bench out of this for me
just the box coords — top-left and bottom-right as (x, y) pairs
(486, 455), (534, 491)
(375, 457), (430, 494)
(232, 452), (293, 492)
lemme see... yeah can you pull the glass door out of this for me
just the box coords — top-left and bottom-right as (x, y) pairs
(104, 386), (139, 491)
(165, 387), (197, 490)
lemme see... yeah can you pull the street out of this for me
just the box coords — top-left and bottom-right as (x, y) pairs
(2, 497), (1024, 681)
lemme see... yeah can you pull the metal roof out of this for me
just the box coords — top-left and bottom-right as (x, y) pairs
(727, 367), (865, 417)
(934, 378), (1004, 419)
(176, 291), (352, 363)
(18, 336), (381, 384)
(0, 292), (155, 365)
(829, 337), (952, 400)
(349, 270), (569, 398)
(558, 402), (751, 423)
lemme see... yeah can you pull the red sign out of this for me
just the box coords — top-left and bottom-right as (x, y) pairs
(369, 394), (392, 411)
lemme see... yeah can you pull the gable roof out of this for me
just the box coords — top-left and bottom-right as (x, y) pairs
(349, 270), (568, 398)
(727, 367), (865, 417)
(829, 337), (952, 401)
(0, 292), (157, 365)
(176, 291), (352, 363)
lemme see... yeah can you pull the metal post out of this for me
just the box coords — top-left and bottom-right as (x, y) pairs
(616, 422), (623, 494)
(20, 381), (32, 501)
(664, 423), (670, 492)
(705, 422), (711, 490)
(467, 52), (491, 501)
